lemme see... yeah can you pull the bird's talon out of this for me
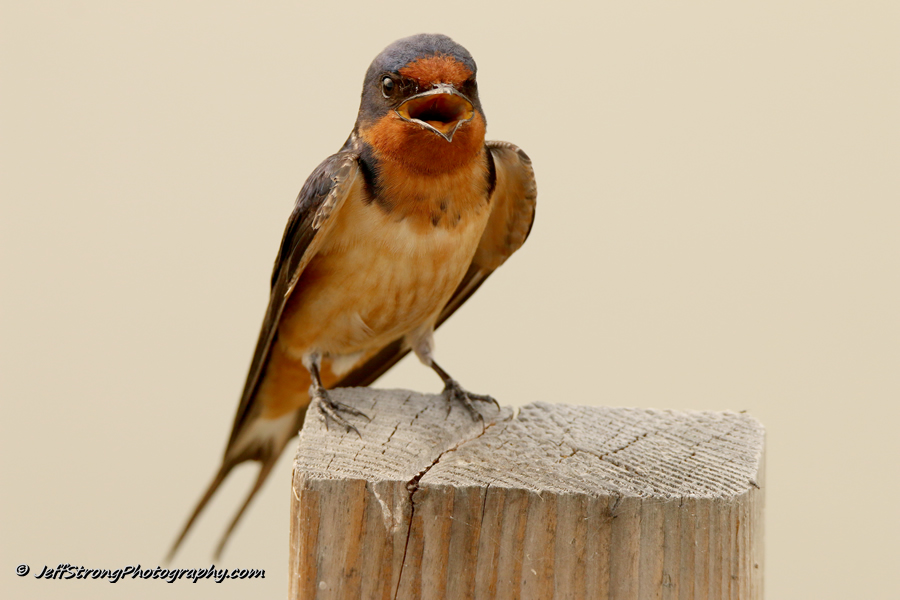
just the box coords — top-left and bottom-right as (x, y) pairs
(312, 389), (367, 437)
(442, 380), (497, 420)
(331, 401), (371, 421)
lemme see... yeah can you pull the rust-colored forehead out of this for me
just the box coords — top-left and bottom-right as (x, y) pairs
(399, 55), (473, 86)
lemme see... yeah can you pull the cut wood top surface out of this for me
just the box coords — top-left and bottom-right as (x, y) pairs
(294, 388), (765, 500)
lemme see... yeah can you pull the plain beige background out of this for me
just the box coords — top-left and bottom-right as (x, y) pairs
(2, 1), (897, 598)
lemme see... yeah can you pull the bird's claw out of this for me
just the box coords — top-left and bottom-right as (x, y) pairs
(442, 379), (499, 420)
(311, 388), (369, 437)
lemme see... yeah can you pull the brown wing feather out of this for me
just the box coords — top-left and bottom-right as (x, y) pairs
(335, 140), (536, 389)
(166, 151), (359, 562)
(225, 152), (359, 451)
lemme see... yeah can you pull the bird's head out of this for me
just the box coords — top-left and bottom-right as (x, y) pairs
(356, 34), (486, 174)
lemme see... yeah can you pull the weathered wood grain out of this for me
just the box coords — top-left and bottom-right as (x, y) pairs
(290, 389), (765, 599)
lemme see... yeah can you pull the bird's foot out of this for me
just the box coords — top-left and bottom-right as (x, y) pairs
(311, 387), (370, 437)
(441, 379), (499, 420)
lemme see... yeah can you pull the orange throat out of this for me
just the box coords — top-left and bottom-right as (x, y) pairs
(361, 110), (486, 176)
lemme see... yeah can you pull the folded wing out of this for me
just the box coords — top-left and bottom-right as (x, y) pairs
(167, 152), (360, 561)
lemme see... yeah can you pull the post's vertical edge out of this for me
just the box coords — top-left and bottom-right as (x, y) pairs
(750, 446), (766, 599)
(289, 471), (320, 600)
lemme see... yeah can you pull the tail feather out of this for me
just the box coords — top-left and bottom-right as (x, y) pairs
(167, 407), (304, 562)
(166, 461), (236, 563)
(213, 458), (279, 560)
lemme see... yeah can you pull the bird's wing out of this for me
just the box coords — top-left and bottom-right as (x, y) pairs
(226, 152), (360, 451)
(167, 151), (359, 561)
(336, 140), (537, 388)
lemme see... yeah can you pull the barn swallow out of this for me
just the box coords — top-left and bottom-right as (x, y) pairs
(168, 33), (536, 560)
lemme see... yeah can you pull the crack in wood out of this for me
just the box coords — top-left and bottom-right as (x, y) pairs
(479, 479), (495, 528)
(383, 423), (400, 454)
(558, 429), (654, 477)
(393, 416), (507, 599)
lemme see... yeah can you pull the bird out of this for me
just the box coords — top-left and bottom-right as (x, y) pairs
(167, 33), (536, 561)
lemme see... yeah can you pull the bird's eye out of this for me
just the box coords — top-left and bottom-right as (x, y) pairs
(381, 76), (395, 97)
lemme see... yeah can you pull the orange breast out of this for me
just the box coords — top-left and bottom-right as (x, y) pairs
(276, 158), (491, 359)
(257, 150), (491, 420)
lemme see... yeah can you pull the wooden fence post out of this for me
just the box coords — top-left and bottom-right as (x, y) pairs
(290, 389), (765, 599)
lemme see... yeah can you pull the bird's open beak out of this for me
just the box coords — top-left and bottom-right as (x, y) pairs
(395, 85), (474, 142)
